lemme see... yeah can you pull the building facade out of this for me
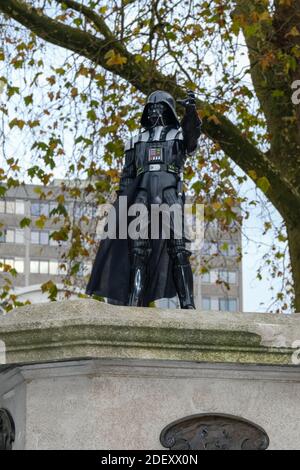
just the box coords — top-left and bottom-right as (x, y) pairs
(0, 183), (243, 311)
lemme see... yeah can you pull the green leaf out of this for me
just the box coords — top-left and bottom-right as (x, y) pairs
(257, 176), (271, 194)
(24, 94), (33, 106)
(0, 186), (6, 197)
(7, 86), (20, 98)
(20, 217), (31, 228)
(87, 109), (97, 122)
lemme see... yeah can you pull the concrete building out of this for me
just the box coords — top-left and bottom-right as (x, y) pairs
(0, 182), (243, 311)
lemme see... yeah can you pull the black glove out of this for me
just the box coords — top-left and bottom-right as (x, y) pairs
(177, 90), (196, 108)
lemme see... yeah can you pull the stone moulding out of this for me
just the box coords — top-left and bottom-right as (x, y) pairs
(0, 299), (299, 366)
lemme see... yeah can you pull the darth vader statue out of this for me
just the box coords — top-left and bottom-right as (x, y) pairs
(86, 90), (201, 309)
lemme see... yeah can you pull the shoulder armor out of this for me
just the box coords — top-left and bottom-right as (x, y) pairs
(125, 131), (150, 151)
(166, 128), (183, 141)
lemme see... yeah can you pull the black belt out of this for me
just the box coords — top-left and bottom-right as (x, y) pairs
(137, 163), (180, 176)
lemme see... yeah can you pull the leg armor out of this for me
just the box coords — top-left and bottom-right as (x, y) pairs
(128, 189), (151, 306)
(164, 187), (195, 310)
(168, 241), (195, 309)
(128, 238), (152, 306)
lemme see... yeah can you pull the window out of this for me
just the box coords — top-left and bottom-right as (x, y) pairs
(30, 260), (39, 273)
(31, 231), (40, 244)
(228, 244), (236, 256)
(49, 260), (58, 275)
(49, 236), (59, 246)
(0, 257), (24, 273)
(219, 298), (228, 311)
(228, 271), (237, 284)
(202, 297), (211, 310)
(15, 200), (25, 215)
(31, 201), (50, 217)
(15, 229), (24, 244)
(31, 202), (40, 216)
(40, 231), (49, 245)
(30, 259), (63, 275)
(31, 230), (50, 245)
(202, 241), (210, 255)
(211, 298), (219, 311)
(40, 203), (49, 217)
(6, 201), (15, 214)
(202, 241), (218, 255)
(5, 229), (15, 243)
(219, 298), (238, 312)
(14, 258), (24, 273)
(40, 261), (49, 274)
(228, 298), (237, 311)
(202, 271), (210, 283)
(218, 270), (237, 284)
(5, 258), (14, 267)
(219, 270), (227, 282)
(0, 200), (24, 214)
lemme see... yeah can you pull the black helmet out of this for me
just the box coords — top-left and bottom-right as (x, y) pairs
(141, 90), (180, 129)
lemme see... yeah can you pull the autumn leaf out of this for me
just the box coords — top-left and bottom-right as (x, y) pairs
(248, 170), (257, 180)
(286, 27), (300, 38)
(71, 87), (78, 98)
(104, 49), (128, 67)
(260, 51), (276, 70)
(208, 114), (221, 125)
(9, 118), (25, 129)
(257, 176), (271, 194)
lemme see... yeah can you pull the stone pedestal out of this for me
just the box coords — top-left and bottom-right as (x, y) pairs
(0, 299), (300, 450)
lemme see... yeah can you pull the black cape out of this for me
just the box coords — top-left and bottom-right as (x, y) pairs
(85, 175), (177, 306)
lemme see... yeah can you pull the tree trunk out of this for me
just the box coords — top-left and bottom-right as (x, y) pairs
(287, 222), (300, 312)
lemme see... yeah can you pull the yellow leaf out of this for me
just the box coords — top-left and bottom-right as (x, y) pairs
(71, 87), (78, 98)
(260, 51), (276, 70)
(212, 202), (222, 210)
(208, 114), (221, 125)
(104, 50), (127, 67)
(259, 11), (270, 21)
(248, 170), (257, 180)
(286, 26), (300, 37)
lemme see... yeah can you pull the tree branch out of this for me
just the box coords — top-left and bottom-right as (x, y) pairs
(55, 0), (114, 39)
(0, 0), (299, 222)
(233, 0), (300, 212)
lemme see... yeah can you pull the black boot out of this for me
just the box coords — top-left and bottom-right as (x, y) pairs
(172, 251), (195, 309)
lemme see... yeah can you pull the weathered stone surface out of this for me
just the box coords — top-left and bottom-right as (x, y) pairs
(1, 300), (300, 450)
(0, 299), (299, 365)
(1, 359), (300, 450)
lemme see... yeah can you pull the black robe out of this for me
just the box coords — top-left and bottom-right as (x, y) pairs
(85, 174), (177, 306)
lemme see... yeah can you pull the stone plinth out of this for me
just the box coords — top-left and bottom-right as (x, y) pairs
(0, 299), (300, 450)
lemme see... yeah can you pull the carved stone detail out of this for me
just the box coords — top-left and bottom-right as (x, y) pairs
(160, 413), (269, 450)
(0, 409), (15, 450)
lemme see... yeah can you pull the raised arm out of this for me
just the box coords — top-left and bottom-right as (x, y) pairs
(178, 91), (202, 156)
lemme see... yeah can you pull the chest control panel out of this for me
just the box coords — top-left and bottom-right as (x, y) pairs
(148, 147), (164, 163)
